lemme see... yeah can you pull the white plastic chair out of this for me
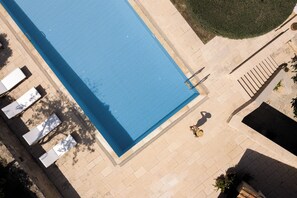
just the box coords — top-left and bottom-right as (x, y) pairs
(22, 114), (62, 145)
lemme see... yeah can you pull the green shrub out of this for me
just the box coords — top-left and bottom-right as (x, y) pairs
(214, 172), (236, 193)
(273, 80), (282, 91)
(292, 97), (297, 117)
(291, 60), (297, 83)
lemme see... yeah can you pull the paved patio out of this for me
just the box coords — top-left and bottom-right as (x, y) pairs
(0, 0), (297, 197)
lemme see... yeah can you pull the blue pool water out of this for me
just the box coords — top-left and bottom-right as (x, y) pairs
(2, 0), (199, 156)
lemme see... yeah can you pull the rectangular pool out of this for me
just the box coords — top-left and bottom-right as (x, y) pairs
(2, 0), (199, 156)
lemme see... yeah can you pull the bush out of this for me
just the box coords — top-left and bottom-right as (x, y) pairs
(289, 56), (297, 117)
(273, 80), (282, 91)
(291, 59), (297, 83)
(214, 172), (236, 193)
(292, 97), (297, 117)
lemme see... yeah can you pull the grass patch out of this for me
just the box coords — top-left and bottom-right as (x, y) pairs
(170, 0), (216, 44)
(184, 0), (296, 39)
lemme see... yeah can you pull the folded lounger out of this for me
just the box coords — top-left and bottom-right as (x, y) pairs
(1, 87), (41, 119)
(0, 68), (26, 96)
(39, 134), (77, 168)
(22, 114), (62, 146)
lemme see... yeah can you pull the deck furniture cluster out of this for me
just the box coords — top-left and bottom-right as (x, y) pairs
(0, 67), (77, 168)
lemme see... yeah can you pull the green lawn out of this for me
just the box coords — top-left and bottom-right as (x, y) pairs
(171, 0), (216, 43)
(185, 0), (296, 39)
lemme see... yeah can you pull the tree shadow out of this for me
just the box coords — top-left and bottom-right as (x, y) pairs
(243, 102), (297, 155)
(0, 159), (37, 198)
(0, 94), (14, 106)
(0, 113), (76, 197)
(0, 33), (13, 69)
(219, 149), (297, 197)
(25, 92), (96, 165)
(0, 94), (30, 134)
(196, 111), (211, 127)
(0, 86), (84, 197)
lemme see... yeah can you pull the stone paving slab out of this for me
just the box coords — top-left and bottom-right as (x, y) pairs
(0, 0), (297, 197)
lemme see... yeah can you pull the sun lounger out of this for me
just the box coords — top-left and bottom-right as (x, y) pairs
(39, 134), (77, 168)
(0, 68), (26, 96)
(1, 87), (41, 119)
(22, 114), (62, 146)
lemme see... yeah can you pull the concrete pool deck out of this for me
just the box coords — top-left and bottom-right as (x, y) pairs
(0, 0), (297, 197)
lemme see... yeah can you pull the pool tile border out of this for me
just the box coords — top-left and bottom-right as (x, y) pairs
(94, 0), (208, 165)
(0, 1), (208, 165)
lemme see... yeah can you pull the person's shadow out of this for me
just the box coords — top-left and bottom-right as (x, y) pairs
(196, 111), (212, 127)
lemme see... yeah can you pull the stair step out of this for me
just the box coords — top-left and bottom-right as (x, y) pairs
(239, 77), (255, 95)
(244, 74), (258, 92)
(268, 56), (278, 68)
(236, 56), (280, 100)
(256, 65), (269, 79)
(252, 68), (266, 83)
(238, 79), (253, 98)
(260, 62), (273, 74)
(247, 71), (262, 88)
(250, 69), (264, 85)
(262, 60), (275, 73)
(265, 58), (277, 70)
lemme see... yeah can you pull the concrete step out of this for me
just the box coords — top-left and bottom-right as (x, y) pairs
(247, 71), (262, 88)
(244, 72), (259, 90)
(236, 55), (280, 100)
(250, 69), (264, 85)
(252, 67), (266, 83)
(262, 60), (275, 73)
(259, 62), (273, 75)
(265, 58), (277, 70)
(267, 56), (278, 69)
(237, 78), (253, 98)
(256, 64), (270, 79)
(242, 75), (257, 94)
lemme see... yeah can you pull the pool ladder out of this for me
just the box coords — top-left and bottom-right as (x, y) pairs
(184, 67), (205, 89)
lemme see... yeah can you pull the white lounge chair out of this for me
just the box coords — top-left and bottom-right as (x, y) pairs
(1, 87), (41, 119)
(22, 114), (62, 146)
(39, 135), (77, 168)
(0, 68), (26, 96)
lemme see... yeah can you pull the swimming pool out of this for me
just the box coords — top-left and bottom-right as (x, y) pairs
(2, 0), (199, 156)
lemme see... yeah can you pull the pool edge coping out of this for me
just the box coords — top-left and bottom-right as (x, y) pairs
(95, 0), (209, 165)
(0, 1), (209, 165)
